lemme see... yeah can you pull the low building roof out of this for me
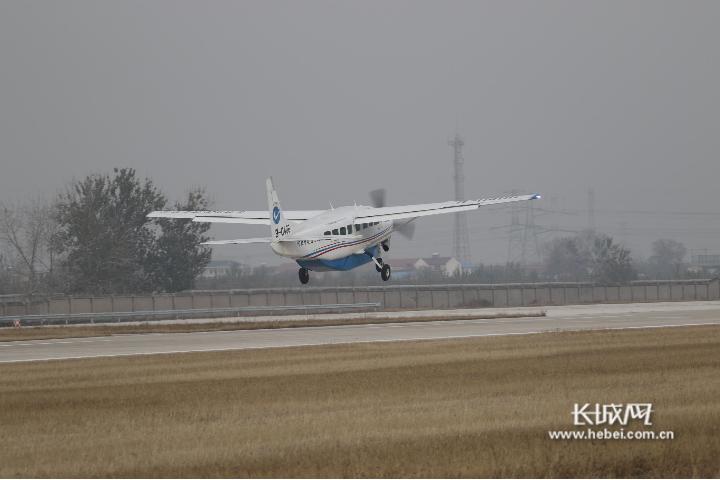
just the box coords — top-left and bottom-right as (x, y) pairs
(421, 256), (454, 267)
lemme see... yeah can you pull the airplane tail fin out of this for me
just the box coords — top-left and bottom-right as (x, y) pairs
(266, 177), (293, 240)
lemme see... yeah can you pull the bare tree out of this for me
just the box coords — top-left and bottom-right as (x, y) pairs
(0, 249), (12, 293)
(0, 199), (58, 293)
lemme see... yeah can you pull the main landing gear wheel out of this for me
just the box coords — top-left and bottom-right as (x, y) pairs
(381, 263), (391, 281)
(298, 267), (309, 284)
(375, 257), (384, 272)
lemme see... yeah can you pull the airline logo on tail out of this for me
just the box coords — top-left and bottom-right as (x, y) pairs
(272, 206), (281, 224)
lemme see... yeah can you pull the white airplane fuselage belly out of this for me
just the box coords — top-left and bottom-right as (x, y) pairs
(270, 222), (392, 261)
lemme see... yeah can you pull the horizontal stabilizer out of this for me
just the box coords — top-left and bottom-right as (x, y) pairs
(148, 209), (323, 225)
(201, 238), (274, 245)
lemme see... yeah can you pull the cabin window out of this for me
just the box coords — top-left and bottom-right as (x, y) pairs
(324, 231), (330, 236)
(340, 226), (346, 235)
(332, 229), (338, 235)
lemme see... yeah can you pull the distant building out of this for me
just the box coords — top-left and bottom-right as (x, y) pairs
(415, 254), (464, 276)
(689, 253), (720, 276)
(200, 260), (243, 279)
(386, 258), (421, 280)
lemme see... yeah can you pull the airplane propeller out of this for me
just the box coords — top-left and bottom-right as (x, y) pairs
(369, 188), (415, 240)
(394, 220), (416, 240)
(369, 188), (386, 208)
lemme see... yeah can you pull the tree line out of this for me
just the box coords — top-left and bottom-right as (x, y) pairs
(541, 232), (688, 283)
(0, 169), (698, 294)
(196, 232), (695, 290)
(0, 168), (211, 295)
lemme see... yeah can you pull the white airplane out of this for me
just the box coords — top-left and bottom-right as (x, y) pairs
(148, 178), (540, 284)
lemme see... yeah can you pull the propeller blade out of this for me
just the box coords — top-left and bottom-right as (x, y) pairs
(370, 188), (414, 239)
(369, 188), (386, 208)
(394, 221), (416, 240)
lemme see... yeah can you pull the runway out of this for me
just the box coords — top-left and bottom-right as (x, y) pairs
(2, 301), (720, 363)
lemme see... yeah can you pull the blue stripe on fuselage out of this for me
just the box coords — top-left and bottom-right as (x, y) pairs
(297, 245), (379, 272)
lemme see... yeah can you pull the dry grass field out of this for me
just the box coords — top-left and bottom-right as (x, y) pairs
(1, 325), (719, 477)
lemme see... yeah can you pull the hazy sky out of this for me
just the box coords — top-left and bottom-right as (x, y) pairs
(1, 1), (719, 265)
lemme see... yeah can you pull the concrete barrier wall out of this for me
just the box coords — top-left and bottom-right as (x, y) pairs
(2, 278), (719, 316)
(153, 295), (174, 310)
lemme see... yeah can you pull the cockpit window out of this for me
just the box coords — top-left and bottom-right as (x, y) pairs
(332, 229), (338, 235)
(340, 226), (346, 235)
(324, 231), (330, 236)
(347, 224), (353, 234)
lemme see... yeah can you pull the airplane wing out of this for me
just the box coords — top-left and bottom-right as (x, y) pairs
(353, 194), (540, 223)
(147, 210), (323, 225)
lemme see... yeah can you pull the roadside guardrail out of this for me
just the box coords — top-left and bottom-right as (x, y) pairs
(0, 302), (382, 328)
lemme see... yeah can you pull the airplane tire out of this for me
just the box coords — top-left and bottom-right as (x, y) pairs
(381, 263), (391, 281)
(375, 257), (384, 272)
(298, 267), (310, 284)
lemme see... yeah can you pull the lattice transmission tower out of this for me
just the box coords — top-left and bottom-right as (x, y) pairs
(495, 194), (560, 267)
(449, 133), (471, 265)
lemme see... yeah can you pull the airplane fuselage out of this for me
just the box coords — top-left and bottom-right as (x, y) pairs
(269, 206), (393, 271)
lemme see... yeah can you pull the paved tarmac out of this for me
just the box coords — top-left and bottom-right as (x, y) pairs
(1, 301), (720, 363)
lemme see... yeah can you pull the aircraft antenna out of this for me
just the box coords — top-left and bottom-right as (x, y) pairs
(448, 133), (471, 266)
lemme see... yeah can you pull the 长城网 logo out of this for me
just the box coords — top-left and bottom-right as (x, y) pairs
(547, 403), (673, 441)
(272, 206), (281, 224)
(572, 403), (653, 426)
